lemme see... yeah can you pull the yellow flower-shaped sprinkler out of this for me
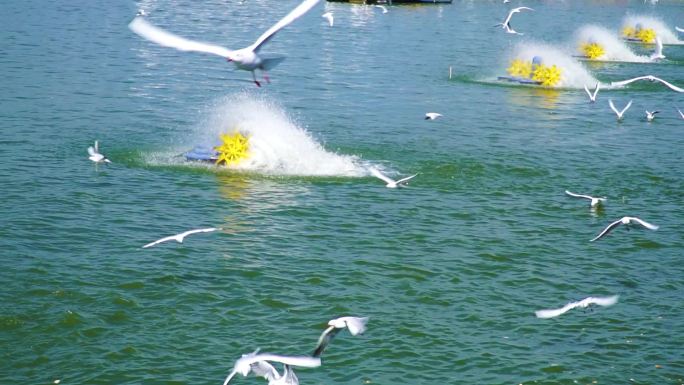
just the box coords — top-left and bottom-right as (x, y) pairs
(506, 56), (562, 87)
(214, 131), (250, 166)
(581, 42), (605, 60)
(623, 25), (656, 43)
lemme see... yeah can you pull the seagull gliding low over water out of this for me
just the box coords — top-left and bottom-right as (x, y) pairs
(88, 141), (111, 163)
(611, 75), (684, 93)
(142, 227), (221, 248)
(223, 351), (321, 385)
(590, 216), (659, 242)
(565, 190), (606, 208)
(312, 316), (369, 357)
(495, 7), (533, 35)
(608, 99), (632, 121)
(370, 167), (418, 188)
(128, 0), (321, 87)
(535, 295), (619, 318)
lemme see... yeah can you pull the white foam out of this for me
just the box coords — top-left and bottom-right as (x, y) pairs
(508, 42), (598, 89)
(574, 25), (651, 63)
(622, 15), (683, 45)
(191, 93), (367, 177)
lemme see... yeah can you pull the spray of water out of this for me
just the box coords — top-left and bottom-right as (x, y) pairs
(622, 15), (682, 45)
(507, 42), (598, 88)
(187, 92), (367, 177)
(574, 25), (651, 63)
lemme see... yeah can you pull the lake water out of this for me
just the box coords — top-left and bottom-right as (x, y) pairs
(1, 0), (683, 384)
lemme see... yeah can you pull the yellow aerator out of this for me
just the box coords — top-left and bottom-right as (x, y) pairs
(214, 131), (250, 166)
(581, 42), (605, 60)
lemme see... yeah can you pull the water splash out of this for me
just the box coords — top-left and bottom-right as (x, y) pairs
(506, 42), (598, 88)
(187, 93), (367, 177)
(574, 25), (651, 63)
(622, 15), (683, 45)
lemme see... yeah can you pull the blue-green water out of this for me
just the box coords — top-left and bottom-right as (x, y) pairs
(2, 0), (684, 384)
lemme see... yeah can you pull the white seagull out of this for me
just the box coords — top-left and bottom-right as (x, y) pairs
(88, 141), (111, 163)
(608, 99), (632, 121)
(611, 75), (684, 93)
(312, 316), (369, 357)
(590, 216), (659, 242)
(495, 7), (533, 35)
(128, 0), (321, 87)
(142, 227), (221, 248)
(425, 112), (443, 120)
(535, 295), (619, 319)
(645, 110), (660, 122)
(565, 190), (606, 208)
(374, 5), (388, 14)
(136, 9), (147, 17)
(321, 12), (333, 27)
(223, 350), (321, 385)
(649, 36), (665, 61)
(583, 82), (600, 103)
(370, 167), (417, 189)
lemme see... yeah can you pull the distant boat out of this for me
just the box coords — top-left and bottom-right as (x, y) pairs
(327, 0), (452, 4)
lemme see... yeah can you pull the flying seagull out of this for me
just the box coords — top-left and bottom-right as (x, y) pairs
(142, 227), (221, 248)
(494, 7), (533, 35)
(425, 112), (443, 120)
(223, 350), (321, 385)
(370, 167), (417, 188)
(649, 36), (665, 61)
(88, 141), (111, 163)
(312, 316), (369, 357)
(584, 82), (600, 103)
(565, 190), (606, 208)
(321, 12), (333, 27)
(535, 295), (619, 319)
(611, 75), (684, 93)
(590, 216), (659, 242)
(645, 110), (660, 122)
(128, 0), (321, 87)
(609, 99), (632, 121)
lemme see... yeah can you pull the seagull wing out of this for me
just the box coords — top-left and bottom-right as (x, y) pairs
(343, 316), (369, 336)
(142, 235), (177, 248)
(312, 325), (341, 357)
(249, 360), (279, 381)
(87, 146), (97, 156)
(245, 354), (321, 369)
(535, 302), (576, 319)
(676, 26), (684, 33)
(610, 75), (651, 87)
(678, 108), (684, 119)
(620, 100), (633, 115)
(395, 174), (418, 185)
(650, 76), (684, 93)
(129, 17), (233, 58)
(654, 36), (663, 57)
(588, 295), (619, 307)
(182, 227), (219, 237)
(248, 0), (321, 53)
(608, 99), (620, 116)
(370, 168), (396, 185)
(628, 217), (659, 230)
(592, 82), (600, 98)
(590, 218), (624, 242)
(584, 84), (592, 99)
(565, 190), (593, 200)
(222, 369), (239, 385)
